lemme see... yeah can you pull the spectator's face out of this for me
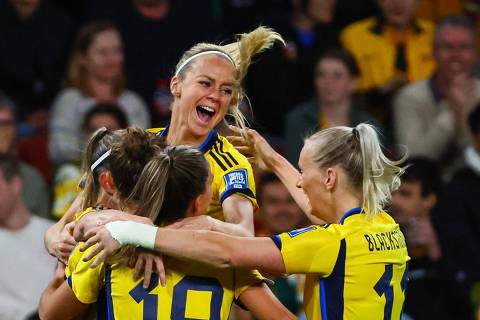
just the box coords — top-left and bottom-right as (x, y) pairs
(0, 171), (20, 225)
(315, 58), (356, 106)
(390, 181), (430, 224)
(307, 0), (336, 24)
(171, 55), (235, 139)
(84, 113), (124, 137)
(83, 29), (124, 82)
(434, 26), (476, 77)
(0, 108), (15, 153)
(9, 0), (40, 20)
(378, 0), (418, 29)
(259, 181), (307, 234)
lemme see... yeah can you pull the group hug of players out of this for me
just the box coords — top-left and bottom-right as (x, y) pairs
(39, 27), (409, 320)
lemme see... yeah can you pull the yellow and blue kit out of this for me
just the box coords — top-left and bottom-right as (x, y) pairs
(65, 244), (263, 319)
(147, 127), (258, 221)
(272, 207), (410, 320)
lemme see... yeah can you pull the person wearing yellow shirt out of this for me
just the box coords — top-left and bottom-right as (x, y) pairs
(39, 127), (295, 320)
(80, 123), (410, 320)
(43, 26), (285, 265)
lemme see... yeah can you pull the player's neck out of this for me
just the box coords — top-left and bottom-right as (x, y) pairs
(167, 113), (207, 148)
(0, 201), (31, 231)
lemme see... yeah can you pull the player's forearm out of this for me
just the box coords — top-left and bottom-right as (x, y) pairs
(269, 153), (311, 214)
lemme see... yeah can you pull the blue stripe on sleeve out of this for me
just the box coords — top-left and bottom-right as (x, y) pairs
(271, 235), (282, 250)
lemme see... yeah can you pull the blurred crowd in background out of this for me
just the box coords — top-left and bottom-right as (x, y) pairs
(1, 0), (480, 319)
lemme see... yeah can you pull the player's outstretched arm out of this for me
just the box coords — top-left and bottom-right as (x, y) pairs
(81, 221), (286, 274)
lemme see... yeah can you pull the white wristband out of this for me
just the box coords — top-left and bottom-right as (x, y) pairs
(105, 221), (158, 250)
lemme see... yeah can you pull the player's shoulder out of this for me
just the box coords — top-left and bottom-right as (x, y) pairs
(146, 127), (165, 135)
(207, 133), (251, 170)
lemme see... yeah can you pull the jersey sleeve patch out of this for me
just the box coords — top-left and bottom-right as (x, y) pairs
(287, 226), (317, 238)
(223, 169), (249, 191)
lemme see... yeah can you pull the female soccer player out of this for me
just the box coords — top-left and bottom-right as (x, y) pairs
(81, 123), (410, 319)
(44, 26), (285, 263)
(39, 127), (294, 320)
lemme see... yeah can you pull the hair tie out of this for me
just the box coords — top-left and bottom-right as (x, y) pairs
(91, 149), (112, 171)
(175, 50), (235, 77)
(352, 127), (360, 140)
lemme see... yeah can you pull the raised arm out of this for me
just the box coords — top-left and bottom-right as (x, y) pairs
(228, 127), (324, 223)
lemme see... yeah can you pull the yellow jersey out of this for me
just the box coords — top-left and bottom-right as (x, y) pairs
(65, 244), (263, 319)
(341, 17), (435, 91)
(147, 127), (258, 221)
(272, 207), (410, 320)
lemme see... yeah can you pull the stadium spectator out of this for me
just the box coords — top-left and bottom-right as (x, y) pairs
(87, 0), (214, 125)
(341, 0), (435, 125)
(390, 157), (466, 319)
(285, 49), (382, 166)
(415, 0), (463, 22)
(394, 15), (478, 177)
(0, 153), (56, 320)
(0, 0), (73, 123)
(48, 20), (150, 165)
(0, 93), (50, 219)
(51, 103), (128, 219)
(435, 104), (480, 319)
(246, 0), (340, 135)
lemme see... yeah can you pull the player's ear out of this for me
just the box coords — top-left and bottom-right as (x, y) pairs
(190, 196), (203, 217)
(170, 76), (182, 98)
(98, 171), (116, 195)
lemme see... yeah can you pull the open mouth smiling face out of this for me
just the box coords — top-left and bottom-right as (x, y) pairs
(174, 54), (237, 139)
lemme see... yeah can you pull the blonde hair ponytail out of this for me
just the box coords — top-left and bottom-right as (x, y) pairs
(306, 123), (405, 218)
(355, 124), (405, 217)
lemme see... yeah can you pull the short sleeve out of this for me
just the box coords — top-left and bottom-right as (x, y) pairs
(272, 225), (341, 276)
(233, 269), (265, 299)
(66, 243), (105, 304)
(216, 142), (257, 209)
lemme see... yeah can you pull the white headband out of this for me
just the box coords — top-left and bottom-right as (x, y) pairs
(175, 50), (235, 77)
(90, 149), (112, 171)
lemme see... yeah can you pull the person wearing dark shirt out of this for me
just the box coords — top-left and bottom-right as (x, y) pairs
(390, 157), (470, 319)
(245, 0), (340, 136)
(0, 0), (74, 121)
(87, 0), (216, 125)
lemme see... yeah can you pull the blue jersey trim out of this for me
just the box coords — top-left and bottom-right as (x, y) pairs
(96, 285), (108, 320)
(321, 239), (346, 320)
(157, 125), (169, 137)
(339, 207), (362, 225)
(220, 187), (255, 204)
(67, 275), (72, 288)
(320, 279), (328, 320)
(105, 265), (115, 320)
(155, 125), (218, 155)
(271, 235), (282, 250)
(198, 130), (218, 154)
